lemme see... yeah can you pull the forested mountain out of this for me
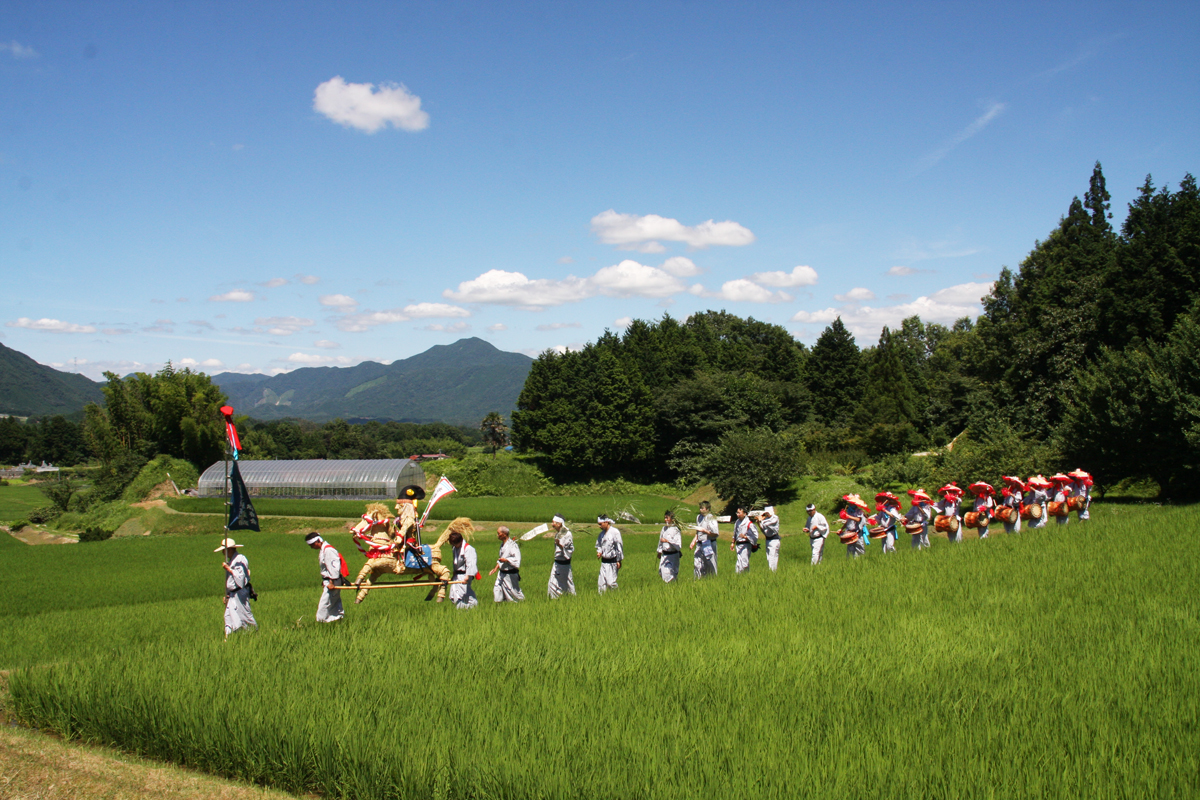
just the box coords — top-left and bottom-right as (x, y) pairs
(214, 338), (533, 425)
(513, 165), (1200, 498)
(0, 341), (104, 417)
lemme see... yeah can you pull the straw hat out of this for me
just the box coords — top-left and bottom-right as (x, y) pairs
(842, 493), (869, 511)
(875, 491), (900, 504)
(968, 481), (995, 496)
(937, 482), (962, 497)
(1026, 474), (1051, 489)
(1049, 473), (1071, 484)
(1001, 475), (1027, 490)
(214, 537), (244, 552)
(908, 489), (933, 504)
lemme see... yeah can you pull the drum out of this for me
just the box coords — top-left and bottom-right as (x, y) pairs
(934, 515), (959, 533)
(1048, 501), (1070, 517)
(993, 506), (1016, 523)
(964, 511), (987, 529)
(904, 522), (924, 534)
(1067, 496), (1086, 511)
(1021, 504), (1043, 520)
(868, 526), (889, 540)
(838, 528), (860, 544)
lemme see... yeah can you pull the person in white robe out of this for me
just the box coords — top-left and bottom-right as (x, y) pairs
(1069, 469), (1093, 521)
(905, 489), (933, 550)
(757, 506), (782, 571)
(548, 515), (576, 598)
(804, 504), (828, 564)
(657, 510), (682, 582)
(691, 501), (719, 578)
(1000, 477), (1024, 534)
(1051, 476), (1072, 527)
(448, 531), (478, 609)
(875, 493), (903, 553)
(305, 532), (344, 623)
(935, 486), (964, 543)
(490, 526), (524, 602)
(969, 483), (996, 539)
(217, 538), (256, 640)
(1026, 476), (1050, 529)
(841, 497), (867, 558)
(730, 507), (758, 573)
(595, 516), (624, 593)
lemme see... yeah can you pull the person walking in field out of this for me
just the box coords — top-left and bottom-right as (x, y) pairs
(905, 489), (933, 549)
(875, 492), (903, 553)
(448, 530), (479, 610)
(217, 537), (256, 640)
(657, 510), (682, 583)
(305, 532), (345, 623)
(1068, 469), (1093, 521)
(595, 515), (624, 593)
(840, 494), (869, 558)
(731, 506), (758, 573)
(1025, 475), (1050, 529)
(1050, 474), (1073, 527)
(804, 503), (828, 564)
(690, 501), (719, 578)
(548, 514), (576, 598)
(757, 506), (782, 571)
(999, 476), (1025, 534)
(490, 526), (524, 602)
(968, 482), (996, 539)
(935, 484), (964, 543)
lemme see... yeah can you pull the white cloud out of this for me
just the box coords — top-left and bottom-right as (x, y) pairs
(660, 256), (702, 277)
(590, 210), (756, 252)
(444, 258), (698, 309)
(319, 294), (358, 309)
(751, 265), (818, 288)
(254, 316), (315, 336)
(178, 358), (225, 370)
(284, 352), (357, 366)
(313, 340), (341, 349)
(209, 289), (256, 302)
(887, 266), (917, 276)
(0, 41), (37, 59)
(714, 279), (791, 303)
(313, 76), (429, 133)
(425, 322), (471, 333)
(334, 302), (471, 332)
(791, 281), (993, 341)
(259, 278), (288, 288)
(536, 322), (582, 331)
(915, 102), (1006, 172)
(296, 274), (320, 285)
(614, 317), (633, 329)
(557, 256), (574, 265)
(833, 287), (876, 303)
(6, 317), (97, 334)
(487, 323), (507, 332)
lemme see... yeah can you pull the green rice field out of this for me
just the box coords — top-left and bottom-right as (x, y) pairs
(0, 483), (50, 521)
(5, 504), (1198, 798)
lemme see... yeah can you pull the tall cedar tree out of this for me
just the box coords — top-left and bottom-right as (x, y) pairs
(806, 318), (861, 425)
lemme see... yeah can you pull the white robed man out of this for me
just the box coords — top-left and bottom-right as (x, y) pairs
(730, 507), (758, 574)
(935, 484), (964, 543)
(999, 476), (1025, 534)
(595, 515), (624, 593)
(1025, 475), (1050, 529)
(690, 500), (718, 578)
(756, 506), (782, 571)
(448, 529), (479, 609)
(217, 538), (257, 640)
(840, 494), (869, 558)
(1068, 469), (1093, 521)
(904, 489), (933, 549)
(490, 526), (524, 602)
(1050, 474), (1073, 527)
(968, 482), (996, 539)
(803, 503), (828, 565)
(548, 514), (576, 598)
(657, 510), (683, 583)
(875, 492), (903, 553)
(305, 532), (345, 623)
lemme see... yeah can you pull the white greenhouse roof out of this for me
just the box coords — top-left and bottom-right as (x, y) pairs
(197, 459), (426, 499)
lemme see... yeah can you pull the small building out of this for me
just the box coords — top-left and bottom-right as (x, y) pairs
(197, 459), (426, 500)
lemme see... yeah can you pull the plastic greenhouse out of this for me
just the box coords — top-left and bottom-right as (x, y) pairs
(197, 459), (427, 500)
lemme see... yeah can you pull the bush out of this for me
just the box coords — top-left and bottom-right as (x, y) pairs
(79, 525), (115, 543)
(120, 454), (200, 503)
(91, 451), (149, 504)
(9, 519), (28, 532)
(39, 478), (77, 513)
(27, 506), (61, 524)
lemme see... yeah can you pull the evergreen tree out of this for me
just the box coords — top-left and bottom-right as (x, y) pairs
(806, 318), (861, 424)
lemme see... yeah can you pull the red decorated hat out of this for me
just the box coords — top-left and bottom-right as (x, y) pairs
(937, 482), (963, 496)
(968, 481), (995, 496)
(1002, 475), (1027, 490)
(907, 488), (932, 504)
(875, 491), (900, 505)
(1026, 474), (1051, 489)
(1049, 473), (1072, 483)
(842, 493), (870, 511)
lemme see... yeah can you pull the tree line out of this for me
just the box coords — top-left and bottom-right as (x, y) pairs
(512, 164), (1200, 501)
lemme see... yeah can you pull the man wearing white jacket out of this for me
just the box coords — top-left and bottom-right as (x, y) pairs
(757, 506), (782, 571)
(490, 526), (524, 602)
(548, 514), (575, 598)
(691, 501), (719, 578)
(731, 507), (758, 574)
(305, 532), (345, 623)
(595, 515), (624, 593)
(804, 504), (828, 565)
(448, 531), (478, 610)
(657, 510), (682, 583)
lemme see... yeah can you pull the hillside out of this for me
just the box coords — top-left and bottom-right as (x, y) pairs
(0, 342), (104, 417)
(213, 337), (533, 424)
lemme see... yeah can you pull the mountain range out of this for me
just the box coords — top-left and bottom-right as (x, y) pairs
(0, 338), (533, 425)
(213, 337), (534, 425)
(0, 341), (105, 417)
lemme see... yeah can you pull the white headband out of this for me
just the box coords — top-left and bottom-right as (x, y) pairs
(552, 515), (565, 524)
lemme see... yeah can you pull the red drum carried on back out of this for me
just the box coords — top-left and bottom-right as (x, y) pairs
(993, 506), (1016, 524)
(1067, 496), (1086, 511)
(1021, 504), (1043, 520)
(1048, 501), (1070, 517)
(934, 515), (959, 533)
(963, 511), (988, 529)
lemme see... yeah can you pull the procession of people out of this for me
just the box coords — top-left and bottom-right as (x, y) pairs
(219, 469), (1095, 633)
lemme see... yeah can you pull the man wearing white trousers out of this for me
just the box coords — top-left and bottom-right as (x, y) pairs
(731, 507), (758, 574)
(490, 526), (524, 602)
(657, 510), (682, 582)
(305, 532), (345, 623)
(595, 515), (624, 593)
(757, 506), (781, 571)
(804, 504), (828, 565)
(547, 515), (575, 599)
(448, 531), (478, 610)
(691, 501), (719, 578)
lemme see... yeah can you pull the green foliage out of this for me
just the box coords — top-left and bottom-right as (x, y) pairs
(0, 339), (104, 417)
(79, 525), (115, 542)
(8, 518), (28, 532)
(479, 411), (508, 457)
(700, 427), (803, 506)
(38, 476), (77, 513)
(119, 454), (200, 503)
(435, 451), (548, 496)
(7, 509), (1200, 798)
(806, 317), (861, 425)
(27, 505), (61, 524)
(0, 483), (55, 521)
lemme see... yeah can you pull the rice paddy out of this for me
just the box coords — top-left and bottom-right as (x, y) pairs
(4, 503), (1198, 798)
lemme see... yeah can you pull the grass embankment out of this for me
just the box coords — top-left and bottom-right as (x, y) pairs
(7, 504), (1197, 798)
(0, 483), (50, 521)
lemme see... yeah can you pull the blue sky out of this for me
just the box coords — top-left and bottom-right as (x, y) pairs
(2, 1), (1197, 380)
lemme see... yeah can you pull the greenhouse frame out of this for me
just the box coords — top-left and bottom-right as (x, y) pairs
(197, 459), (427, 500)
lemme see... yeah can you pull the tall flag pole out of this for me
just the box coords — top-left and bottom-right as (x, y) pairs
(418, 476), (457, 530)
(221, 405), (259, 532)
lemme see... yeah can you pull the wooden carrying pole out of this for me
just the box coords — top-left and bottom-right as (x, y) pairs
(328, 580), (470, 591)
